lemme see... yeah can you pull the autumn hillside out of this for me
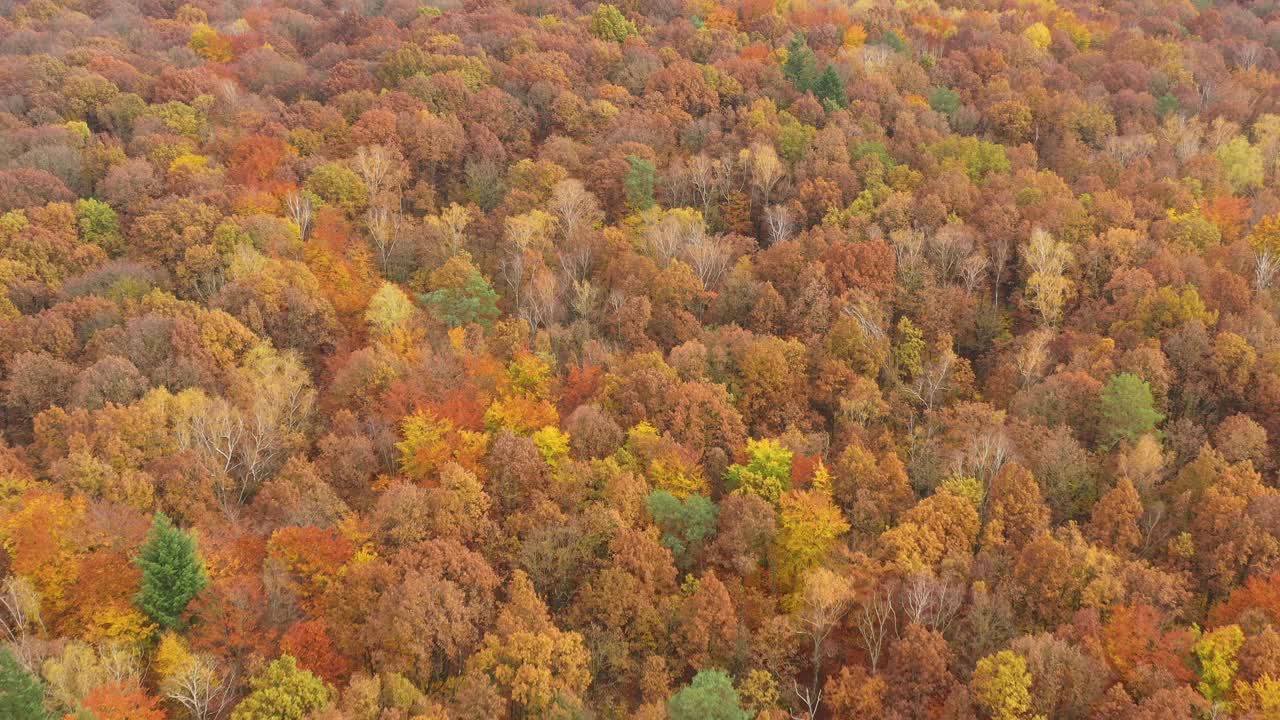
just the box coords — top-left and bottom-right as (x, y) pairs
(3, 0), (1280, 718)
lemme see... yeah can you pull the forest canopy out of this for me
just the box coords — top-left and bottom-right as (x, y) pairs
(3, 0), (1280, 718)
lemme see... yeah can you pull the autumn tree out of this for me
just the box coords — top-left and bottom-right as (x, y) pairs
(884, 624), (957, 719)
(1086, 477), (1143, 555)
(83, 681), (165, 720)
(772, 489), (849, 588)
(466, 571), (591, 716)
(981, 463), (1050, 551)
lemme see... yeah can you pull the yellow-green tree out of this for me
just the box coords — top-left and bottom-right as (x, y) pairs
(364, 282), (416, 346)
(589, 4), (637, 42)
(231, 655), (332, 720)
(1217, 136), (1264, 194)
(1194, 624), (1244, 708)
(725, 438), (793, 506)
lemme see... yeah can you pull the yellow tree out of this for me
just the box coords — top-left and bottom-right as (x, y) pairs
(1022, 228), (1074, 326)
(1248, 214), (1280, 291)
(971, 650), (1035, 720)
(771, 489), (849, 589)
(396, 411), (487, 482)
(364, 282), (417, 351)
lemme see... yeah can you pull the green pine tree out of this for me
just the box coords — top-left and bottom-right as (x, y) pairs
(646, 490), (718, 570)
(421, 253), (501, 328)
(668, 670), (749, 720)
(1098, 373), (1164, 448)
(624, 155), (656, 212)
(783, 34), (818, 92)
(813, 66), (848, 109)
(135, 512), (209, 631)
(0, 648), (47, 720)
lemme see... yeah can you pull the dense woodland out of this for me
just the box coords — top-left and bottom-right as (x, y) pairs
(4, 0), (1280, 717)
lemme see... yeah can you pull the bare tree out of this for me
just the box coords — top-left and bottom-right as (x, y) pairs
(568, 279), (598, 322)
(890, 228), (926, 281)
(959, 252), (989, 294)
(1022, 228), (1074, 326)
(550, 178), (601, 241)
(0, 576), (44, 671)
(501, 210), (555, 321)
(284, 191), (313, 241)
(1158, 114), (1204, 164)
(764, 204), (794, 246)
(500, 248), (528, 319)
(520, 265), (561, 331)
(1014, 329), (1053, 389)
(163, 654), (235, 720)
(685, 235), (729, 289)
(791, 679), (823, 720)
(989, 234), (1012, 304)
(365, 204), (402, 275)
(856, 584), (896, 673)
(842, 300), (888, 342)
(425, 203), (473, 257)
(97, 640), (142, 685)
(554, 182), (600, 285)
(353, 144), (402, 202)
(174, 349), (315, 514)
(899, 573), (963, 634)
(966, 428), (1013, 489)
(929, 224), (975, 282)
(902, 342), (956, 412)
(644, 209), (705, 266)
(1104, 134), (1157, 164)
(794, 568), (855, 705)
(686, 154), (727, 216)
(1255, 246), (1280, 292)
(747, 143), (784, 207)
(1236, 41), (1264, 69)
